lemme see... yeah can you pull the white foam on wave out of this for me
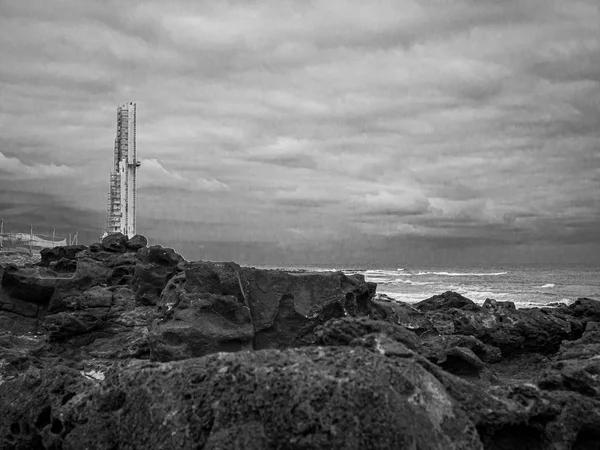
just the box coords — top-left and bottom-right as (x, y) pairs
(416, 271), (508, 277)
(376, 291), (424, 303)
(391, 279), (433, 286)
(540, 283), (555, 288)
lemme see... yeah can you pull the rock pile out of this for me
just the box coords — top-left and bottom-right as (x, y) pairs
(1, 236), (599, 449)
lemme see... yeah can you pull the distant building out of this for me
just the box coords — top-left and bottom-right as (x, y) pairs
(105, 102), (141, 237)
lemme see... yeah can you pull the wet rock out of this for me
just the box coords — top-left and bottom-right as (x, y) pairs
(415, 291), (481, 313)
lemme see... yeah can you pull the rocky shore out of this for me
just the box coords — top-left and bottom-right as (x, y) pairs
(0, 234), (599, 449)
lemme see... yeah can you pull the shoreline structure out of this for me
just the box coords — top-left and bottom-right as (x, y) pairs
(0, 219), (77, 253)
(103, 102), (141, 239)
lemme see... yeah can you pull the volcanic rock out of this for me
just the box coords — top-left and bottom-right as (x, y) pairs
(537, 321), (600, 399)
(239, 267), (376, 349)
(0, 346), (483, 450)
(313, 316), (423, 352)
(125, 234), (148, 251)
(1, 265), (62, 304)
(39, 245), (87, 266)
(369, 293), (435, 334)
(131, 245), (185, 306)
(149, 270), (254, 360)
(415, 291), (481, 313)
(566, 297), (600, 323)
(482, 298), (516, 310)
(422, 334), (503, 365)
(101, 232), (129, 253)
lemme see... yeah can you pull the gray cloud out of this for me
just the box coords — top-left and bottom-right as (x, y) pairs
(0, 0), (599, 265)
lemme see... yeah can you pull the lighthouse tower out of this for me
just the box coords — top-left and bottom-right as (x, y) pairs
(105, 102), (140, 237)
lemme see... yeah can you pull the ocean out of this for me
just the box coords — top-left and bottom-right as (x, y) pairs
(254, 264), (600, 308)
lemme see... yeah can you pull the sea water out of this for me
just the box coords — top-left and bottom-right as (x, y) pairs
(256, 264), (600, 308)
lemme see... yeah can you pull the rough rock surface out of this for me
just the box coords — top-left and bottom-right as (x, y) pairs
(0, 346), (483, 450)
(149, 270), (254, 360)
(563, 298), (600, 323)
(147, 262), (379, 359)
(317, 327), (600, 450)
(2, 244), (600, 449)
(415, 291), (482, 313)
(391, 291), (585, 358)
(369, 293), (435, 334)
(313, 316), (424, 351)
(131, 245), (185, 306)
(239, 267), (376, 349)
(537, 321), (600, 399)
(39, 245), (87, 267)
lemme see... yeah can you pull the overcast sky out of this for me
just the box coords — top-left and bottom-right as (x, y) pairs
(0, 0), (599, 267)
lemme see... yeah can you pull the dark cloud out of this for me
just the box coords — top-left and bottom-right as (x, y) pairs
(0, 0), (599, 265)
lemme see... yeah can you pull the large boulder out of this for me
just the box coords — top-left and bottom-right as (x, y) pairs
(239, 267), (376, 349)
(415, 291), (481, 313)
(0, 346), (483, 450)
(126, 234), (148, 251)
(149, 268), (254, 361)
(101, 232), (129, 253)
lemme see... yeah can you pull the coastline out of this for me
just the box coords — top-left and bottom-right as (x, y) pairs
(1, 235), (599, 448)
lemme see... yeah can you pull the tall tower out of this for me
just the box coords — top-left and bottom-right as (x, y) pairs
(106, 102), (141, 237)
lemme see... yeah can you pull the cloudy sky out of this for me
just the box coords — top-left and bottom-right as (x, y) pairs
(1, 0), (599, 267)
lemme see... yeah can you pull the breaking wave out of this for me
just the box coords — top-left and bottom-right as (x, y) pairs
(413, 271), (508, 277)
